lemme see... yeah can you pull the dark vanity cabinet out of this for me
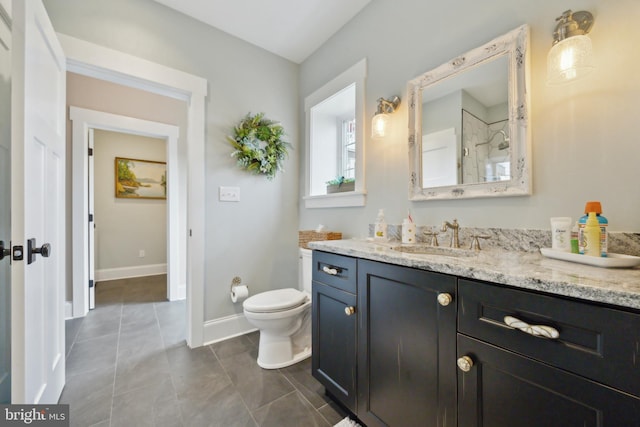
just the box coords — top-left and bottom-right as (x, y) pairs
(457, 279), (640, 427)
(312, 251), (457, 426)
(356, 259), (457, 427)
(312, 250), (640, 426)
(311, 251), (358, 412)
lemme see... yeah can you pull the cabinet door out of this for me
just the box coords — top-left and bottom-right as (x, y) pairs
(357, 260), (457, 427)
(312, 281), (357, 412)
(457, 335), (640, 427)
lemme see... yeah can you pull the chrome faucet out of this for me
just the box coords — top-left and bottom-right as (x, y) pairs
(441, 219), (460, 248)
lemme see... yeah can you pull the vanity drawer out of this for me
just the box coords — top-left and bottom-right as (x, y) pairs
(312, 251), (357, 294)
(458, 279), (640, 397)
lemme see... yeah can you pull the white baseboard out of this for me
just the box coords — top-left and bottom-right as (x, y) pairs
(203, 313), (257, 346)
(65, 301), (73, 320)
(95, 263), (167, 282)
(178, 283), (186, 300)
(168, 282), (187, 301)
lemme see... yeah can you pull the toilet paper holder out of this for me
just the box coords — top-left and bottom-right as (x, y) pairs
(230, 276), (247, 291)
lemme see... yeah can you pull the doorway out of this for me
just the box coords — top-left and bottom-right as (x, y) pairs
(93, 130), (170, 297)
(71, 107), (182, 316)
(61, 33), (207, 347)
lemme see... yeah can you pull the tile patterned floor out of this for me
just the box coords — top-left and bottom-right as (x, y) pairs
(61, 275), (348, 427)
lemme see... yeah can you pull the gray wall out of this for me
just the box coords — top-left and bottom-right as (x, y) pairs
(299, 0), (640, 235)
(93, 130), (167, 271)
(46, 0), (300, 320)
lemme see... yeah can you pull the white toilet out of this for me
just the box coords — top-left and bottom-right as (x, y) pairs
(243, 248), (312, 369)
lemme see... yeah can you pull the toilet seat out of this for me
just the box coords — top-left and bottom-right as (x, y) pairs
(243, 288), (307, 313)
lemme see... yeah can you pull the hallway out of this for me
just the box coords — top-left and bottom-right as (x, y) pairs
(62, 276), (346, 426)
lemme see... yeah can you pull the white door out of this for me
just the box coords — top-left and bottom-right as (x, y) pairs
(0, 1), (12, 404)
(422, 128), (459, 187)
(88, 128), (95, 309)
(11, 0), (66, 404)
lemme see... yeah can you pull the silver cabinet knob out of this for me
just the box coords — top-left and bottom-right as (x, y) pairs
(437, 293), (453, 306)
(344, 306), (356, 316)
(457, 356), (474, 372)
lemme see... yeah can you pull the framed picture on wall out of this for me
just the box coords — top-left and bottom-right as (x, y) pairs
(115, 157), (167, 199)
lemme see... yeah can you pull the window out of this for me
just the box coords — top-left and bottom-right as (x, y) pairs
(304, 59), (367, 208)
(340, 118), (356, 180)
(308, 85), (355, 195)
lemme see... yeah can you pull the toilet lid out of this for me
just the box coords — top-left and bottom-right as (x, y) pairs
(243, 288), (307, 313)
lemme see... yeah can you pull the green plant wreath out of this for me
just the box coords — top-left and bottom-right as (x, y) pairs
(227, 112), (292, 180)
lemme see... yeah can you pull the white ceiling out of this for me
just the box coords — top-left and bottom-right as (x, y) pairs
(152, 0), (372, 64)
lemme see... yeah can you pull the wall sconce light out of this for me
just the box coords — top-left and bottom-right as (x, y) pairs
(371, 96), (400, 139)
(547, 10), (595, 85)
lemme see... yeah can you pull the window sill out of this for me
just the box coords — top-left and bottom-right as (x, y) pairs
(304, 191), (367, 208)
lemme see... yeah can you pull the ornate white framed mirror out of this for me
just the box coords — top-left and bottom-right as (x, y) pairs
(408, 25), (531, 200)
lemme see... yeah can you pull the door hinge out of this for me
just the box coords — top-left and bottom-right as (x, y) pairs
(89, 279), (94, 288)
(88, 147), (94, 156)
(0, 240), (11, 262)
(89, 213), (94, 222)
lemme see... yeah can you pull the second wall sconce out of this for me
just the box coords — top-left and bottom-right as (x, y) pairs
(547, 10), (595, 85)
(371, 96), (400, 139)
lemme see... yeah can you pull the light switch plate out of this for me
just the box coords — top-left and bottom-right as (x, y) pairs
(219, 186), (240, 202)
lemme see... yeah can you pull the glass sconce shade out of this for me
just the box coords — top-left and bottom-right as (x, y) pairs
(371, 113), (390, 139)
(547, 35), (594, 85)
(371, 96), (400, 139)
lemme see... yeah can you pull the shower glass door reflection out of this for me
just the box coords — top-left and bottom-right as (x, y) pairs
(0, 6), (11, 403)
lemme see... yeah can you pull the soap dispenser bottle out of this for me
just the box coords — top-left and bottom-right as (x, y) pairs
(374, 209), (388, 241)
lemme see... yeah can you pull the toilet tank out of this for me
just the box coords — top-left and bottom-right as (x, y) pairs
(299, 248), (312, 294)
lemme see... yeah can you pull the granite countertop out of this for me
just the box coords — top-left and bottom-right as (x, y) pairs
(309, 239), (640, 311)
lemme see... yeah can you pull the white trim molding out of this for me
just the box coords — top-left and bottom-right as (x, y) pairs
(65, 302), (73, 320)
(59, 33), (208, 348)
(95, 263), (167, 282)
(303, 190), (367, 208)
(203, 314), (257, 346)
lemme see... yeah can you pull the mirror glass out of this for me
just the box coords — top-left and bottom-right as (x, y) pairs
(408, 25), (531, 200)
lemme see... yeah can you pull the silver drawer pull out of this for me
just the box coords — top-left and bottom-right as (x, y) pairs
(322, 266), (338, 276)
(504, 315), (560, 339)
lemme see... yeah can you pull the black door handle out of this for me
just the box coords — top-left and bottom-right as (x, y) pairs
(27, 238), (52, 265)
(0, 240), (10, 261)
